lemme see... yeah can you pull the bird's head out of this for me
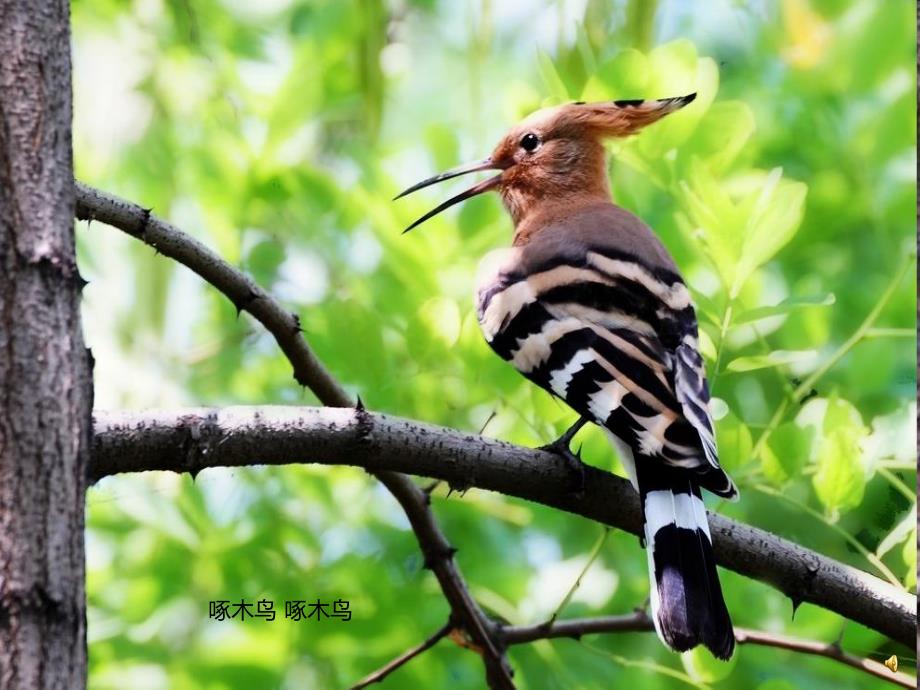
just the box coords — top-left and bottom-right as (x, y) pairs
(396, 94), (695, 236)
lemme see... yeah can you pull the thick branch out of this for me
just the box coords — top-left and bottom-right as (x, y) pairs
(75, 182), (515, 689)
(502, 613), (915, 688)
(91, 406), (917, 649)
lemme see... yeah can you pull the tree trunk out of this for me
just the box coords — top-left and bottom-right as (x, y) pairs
(0, 2), (90, 688)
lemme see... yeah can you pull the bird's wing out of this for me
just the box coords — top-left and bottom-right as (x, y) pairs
(476, 205), (735, 498)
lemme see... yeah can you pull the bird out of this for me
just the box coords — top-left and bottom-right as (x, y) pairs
(395, 94), (738, 660)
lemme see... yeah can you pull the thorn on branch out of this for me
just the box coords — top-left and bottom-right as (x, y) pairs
(233, 290), (258, 318)
(141, 207), (153, 243)
(831, 625), (845, 652)
(446, 479), (473, 496)
(790, 596), (802, 620)
(422, 545), (458, 571)
(353, 397), (375, 444)
(290, 312), (302, 334)
(179, 413), (219, 482)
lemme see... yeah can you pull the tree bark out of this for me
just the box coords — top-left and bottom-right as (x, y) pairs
(91, 406), (917, 649)
(0, 2), (90, 689)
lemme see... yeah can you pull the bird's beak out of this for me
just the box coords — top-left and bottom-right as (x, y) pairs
(394, 158), (503, 233)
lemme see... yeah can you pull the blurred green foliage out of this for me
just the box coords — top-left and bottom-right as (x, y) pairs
(75, 0), (915, 688)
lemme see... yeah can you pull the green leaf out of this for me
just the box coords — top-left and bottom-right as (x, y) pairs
(580, 48), (650, 102)
(697, 327), (717, 362)
(733, 170), (807, 297)
(537, 49), (570, 101)
(682, 645), (737, 683)
(638, 41), (709, 156)
(716, 412), (753, 473)
(862, 402), (916, 465)
(761, 422), (811, 485)
(679, 159), (747, 288)
(734, 293), (836, 326)
(808, 396), (870, 520)
(683, 100), (755, 174)
(647, 39), (698, 96)
(681, 162), (807, 297)
(876, 506), (916, 558)
(690, 289), (722, 327)
(725, 349), (817, 373)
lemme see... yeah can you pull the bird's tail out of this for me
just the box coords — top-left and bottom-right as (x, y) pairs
(637, 465), (734, 660)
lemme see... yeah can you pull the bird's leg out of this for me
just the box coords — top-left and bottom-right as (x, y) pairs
(539, 416), (590, 495)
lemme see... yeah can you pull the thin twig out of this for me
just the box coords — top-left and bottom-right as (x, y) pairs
(75, 181), (516, 690)
(877, 467), (915, 503)
(350, 620), (454, 689)
(733, 628), (915, 689)
(90, 407), (917, 648)
(503, 613), (916, 688)
(544, 527), (609, 627)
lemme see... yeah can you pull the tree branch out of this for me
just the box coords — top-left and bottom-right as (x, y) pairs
(502, 611), (653, 645)
(732, 628), (914, 689)
(75, 182), (347, 405)
(74, 182), (515, 689)
(90, 406), (917, 649)
(501, 612), (916, 688)
(349, 619), (454, 689)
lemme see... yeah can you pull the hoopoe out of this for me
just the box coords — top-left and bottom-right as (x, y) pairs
(396, 94), (737, 660)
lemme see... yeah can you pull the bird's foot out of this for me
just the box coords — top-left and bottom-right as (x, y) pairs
(539, 417), (589, 496)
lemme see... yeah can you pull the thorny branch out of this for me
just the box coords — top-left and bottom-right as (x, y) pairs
(342, 607), (915, 688)
(75, 181), (515, 689)
(91, 406), (917, 650)
(501, 612), (915, 689)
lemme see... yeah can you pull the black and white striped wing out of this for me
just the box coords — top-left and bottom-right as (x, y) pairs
(476, 245), (736, 499)
(672, 338), (719, 471)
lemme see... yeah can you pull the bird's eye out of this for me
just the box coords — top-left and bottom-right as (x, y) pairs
(520, 132), (541, 153)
